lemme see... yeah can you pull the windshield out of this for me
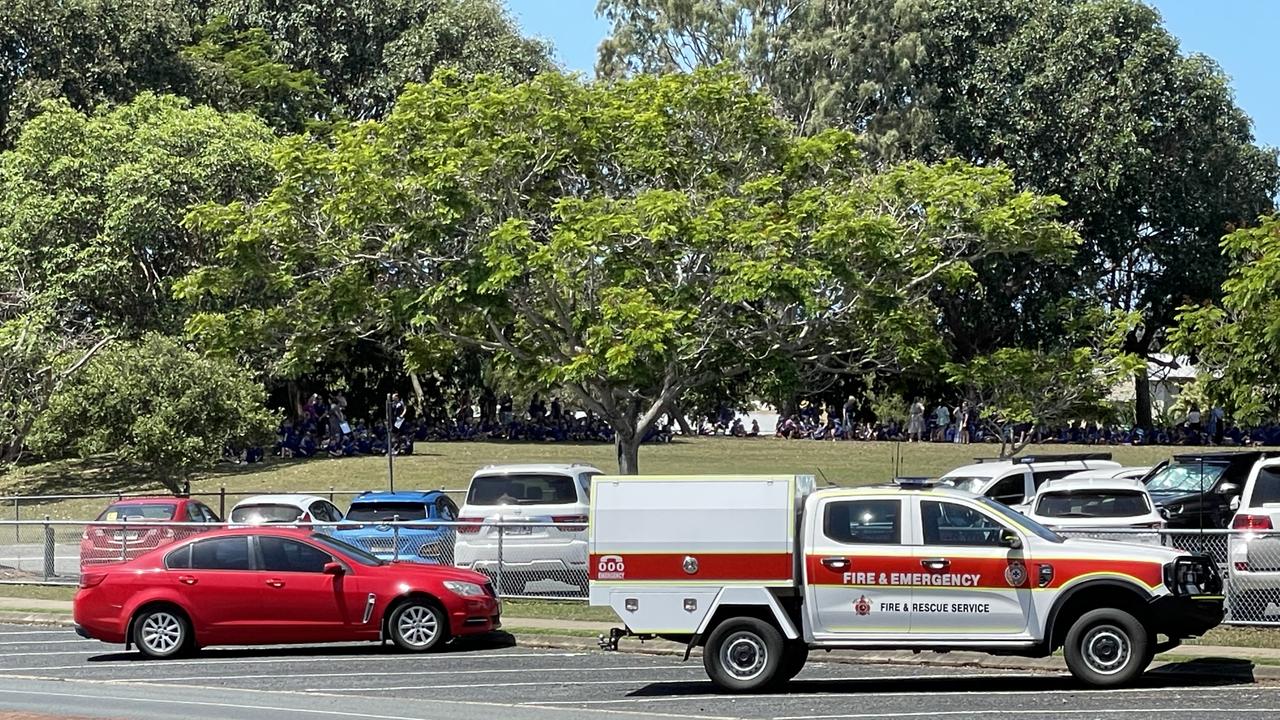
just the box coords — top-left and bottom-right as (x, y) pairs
(230, 504), (303, 524)
(1250, 468), (1280, 505)
(96, 503), (176, 521)
(1145, 462), (1228, 493)
(938, 476), (993, 494)
(345, 502), (429, 522)
(467, 474), (578, 506)
(1036, 490), (1151, 518)
(975, 497), (1064, 543)
(309, 533), (385, 566)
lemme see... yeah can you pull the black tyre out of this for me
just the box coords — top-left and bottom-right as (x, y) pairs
(777, 641), (809, 684)
(703, 617), (784, 693)
(132, 607), (191, 659)
(1063, 608), (1149, 687)
(388, 599), (448, 652)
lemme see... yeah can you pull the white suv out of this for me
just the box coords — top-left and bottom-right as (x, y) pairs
(938, 453), (1121, 508)
(1017, 468), (1163, 544)
(454, 463), (601, 594)
(1227, 457), (1280, 620)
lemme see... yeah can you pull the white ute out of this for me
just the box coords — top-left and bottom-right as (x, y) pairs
(589, 475), (1224, 692)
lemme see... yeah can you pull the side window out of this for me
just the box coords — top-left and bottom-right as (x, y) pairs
(189, 537), (252, 570)
(259, 536), (332, 573)
(1031, 469), (1077, 488)
(823, 500), (901, 544)
(165, 544), (191, 569)
(309, 502), (332, 522)
(325, 502), (344, 521)
(921, 501), (1007, 547)
(987, 474), (1026, 505)
(200, 504), (221, 523)
(579, 473), (600, 500)
(436, 499), (456, 521)
(186, 504), (203, 522)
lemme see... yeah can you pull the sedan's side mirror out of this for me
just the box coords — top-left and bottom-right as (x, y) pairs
(1000, 529), (1023, 549)
(1218, 482), (1242, 496)
(323, 562), (345, 575)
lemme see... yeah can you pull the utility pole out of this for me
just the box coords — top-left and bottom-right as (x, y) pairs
(386, 392), (396, 492)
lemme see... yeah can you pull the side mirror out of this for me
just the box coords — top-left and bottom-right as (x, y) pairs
(323, 562), (345, 575)
(1218, 482), (1241, 496)
(1000, 529), (1023, 550)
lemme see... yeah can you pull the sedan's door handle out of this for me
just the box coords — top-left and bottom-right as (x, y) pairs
(177, 575), (198, 586)
(820, 557), (851, 570)
(266, 578), (285, 588)
(920, 558), (950, 571)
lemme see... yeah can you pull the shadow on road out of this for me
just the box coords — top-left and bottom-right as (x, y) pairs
(623, 662), (1258, 697)
(85, 631), (519, 663)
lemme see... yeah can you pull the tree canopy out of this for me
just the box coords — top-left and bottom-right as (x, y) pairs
(180, 69), (1078, 472)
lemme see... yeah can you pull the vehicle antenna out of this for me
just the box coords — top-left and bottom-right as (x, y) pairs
(815, 467), (834, 488)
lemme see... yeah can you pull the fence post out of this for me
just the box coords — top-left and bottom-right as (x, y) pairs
(120, 522), (127, 562)
(495, 523), (505, 597)
(329, 485), (335, 503)
(218, 486), (226, 520)
(13, 500), (18, 542)
(392, 515), (400, 563)
(42, 516), (53, 581)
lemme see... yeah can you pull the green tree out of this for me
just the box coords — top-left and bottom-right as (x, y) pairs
(208, 0), (553, 120)
(180, 70), (1078, 473)
(1170, 215), (1280, 423)
(29, 335), (277, 491)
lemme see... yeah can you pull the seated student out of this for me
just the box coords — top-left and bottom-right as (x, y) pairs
(730, 418), (746, 437)
(298, 433), (318, 458)
(748, 419), (760, 437)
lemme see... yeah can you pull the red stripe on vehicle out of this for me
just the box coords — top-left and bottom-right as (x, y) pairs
(805, 554), (1164, 590)
(589, 553), (793, 581)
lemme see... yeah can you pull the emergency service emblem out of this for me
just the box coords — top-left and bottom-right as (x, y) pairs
(854, 595), (871, 616)
(1005, 560), (1027, 587)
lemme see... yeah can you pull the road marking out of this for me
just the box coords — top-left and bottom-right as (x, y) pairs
(310, 677), (691, 692)
(105, 664), (696, 684)
(0, 639), (89, 646)
(0, 630), (74, 636)
(0, 649), (593, 668)
(772, 710), (1280, 719)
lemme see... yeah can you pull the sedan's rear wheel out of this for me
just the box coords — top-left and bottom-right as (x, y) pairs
(133, 608), (189, 659)
(389, 600), (447, 652)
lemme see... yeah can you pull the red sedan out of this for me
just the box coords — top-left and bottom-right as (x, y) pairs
(74, 528), (500, 658)
(80, 497), (220, 565)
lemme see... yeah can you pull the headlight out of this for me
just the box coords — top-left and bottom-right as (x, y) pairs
(443, 580), (486, 597)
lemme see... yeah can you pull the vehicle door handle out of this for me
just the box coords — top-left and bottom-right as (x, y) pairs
(177, 575), (198, 586)
(921, 558), (950, 571)
(266, 579), (285, 588)
(821, 557), (850, 570)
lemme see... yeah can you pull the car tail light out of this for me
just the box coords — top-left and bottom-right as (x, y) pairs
(551, 515), (588, 531)
(336, 523), (361, 531)
(79, 572), (107, 589)
(1236, 561), (1250, 572)
(1232, 514), (1273, 530)
(457, 517), (483, 534)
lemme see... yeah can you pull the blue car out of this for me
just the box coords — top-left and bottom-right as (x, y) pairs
(333, 490), (460, 564)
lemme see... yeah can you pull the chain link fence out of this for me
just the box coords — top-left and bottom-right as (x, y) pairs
(0, 519), (588, 600)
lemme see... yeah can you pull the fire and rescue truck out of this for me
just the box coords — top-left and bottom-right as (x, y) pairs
(588, 475), (1224, 692)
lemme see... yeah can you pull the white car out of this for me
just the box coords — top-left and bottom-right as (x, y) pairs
(1227, 457), (1280, 620)
(454, 463), (601, 594)
(1016, 469), (1163, 544)
(228, 494), (345, 528)
(938, 453), (1121, 508)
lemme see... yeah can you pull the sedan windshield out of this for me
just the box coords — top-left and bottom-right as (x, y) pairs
(230, 504), (303, 524)
(345, 503), (429, 522)
(1145, 463), (1227, 493)
(938, 476), (992, 494)
(96, 503), (176, 521)
(1036, 490), (1151, 518)
(309, 533), (385, 566)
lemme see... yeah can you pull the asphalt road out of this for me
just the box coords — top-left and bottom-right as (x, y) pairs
(0, 625), (1275, 719)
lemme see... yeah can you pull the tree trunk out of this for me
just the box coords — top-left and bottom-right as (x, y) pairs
(615, 433), (641, 475)
(669, 403), (694, 436)
(1134, 367), (1152, 429)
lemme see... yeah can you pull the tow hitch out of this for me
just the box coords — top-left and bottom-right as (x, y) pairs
(598, 627), (654, 651)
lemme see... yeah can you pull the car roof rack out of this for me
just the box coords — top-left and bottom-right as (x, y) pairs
(1171, 450), (1280, 462)
(1014, 452), (1113, 464)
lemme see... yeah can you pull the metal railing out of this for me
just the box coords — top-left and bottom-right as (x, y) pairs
(0, 519), (586, 600)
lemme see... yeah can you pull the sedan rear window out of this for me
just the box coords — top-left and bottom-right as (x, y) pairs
(96, 503), (176, 522)
(230, 504), (303, 524)
(345, 502), (429, 522)
(1036, 490), (1151, 518)
(467, 474), (578, 505)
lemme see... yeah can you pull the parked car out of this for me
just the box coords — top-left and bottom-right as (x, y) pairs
(228, 495), (345, 529)
(1143, 451), (1280, 529)
(937, 453), (1121, 507)
(1227, 456), (1280, 621)
(73, 527), (499, 658)
(454, 463), (601, 594)
(1016, 469), (1163, 544)
(332, 490), (459, 564)
(81, 497), (220, 565)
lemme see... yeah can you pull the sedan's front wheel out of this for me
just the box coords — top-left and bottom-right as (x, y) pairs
(388, 600), (448, 652)
(132, 607), (190, 659)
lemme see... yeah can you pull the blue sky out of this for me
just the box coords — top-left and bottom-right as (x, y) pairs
(504, 0), (1279, 149)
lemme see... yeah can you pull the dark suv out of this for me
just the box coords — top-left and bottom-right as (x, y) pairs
(1144, 451), (1280, 529)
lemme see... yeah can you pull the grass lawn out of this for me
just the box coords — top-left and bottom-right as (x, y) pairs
(0, 438), (1192, 519)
